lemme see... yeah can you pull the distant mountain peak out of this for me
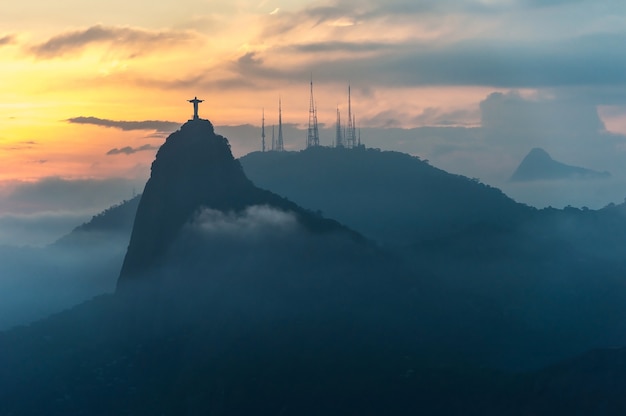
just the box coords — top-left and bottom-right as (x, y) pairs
(510, 147), (610, 182)
(526, 147), (552, 160)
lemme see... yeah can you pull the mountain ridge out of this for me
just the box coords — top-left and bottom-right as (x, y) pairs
(241, 146), (534, 246)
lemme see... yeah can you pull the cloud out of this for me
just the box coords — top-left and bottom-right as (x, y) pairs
(1, 141), (38, 151)
(237, 51), (264, 67)
(101, 27), (626, 96)
(29, 24), (195, 58)
(135, 30), (626, 98)
(0, 34), (15, 46)
(154, 204), (383, 301)
(0, 176), (142, 215)
(67, 116), (179, 134)
(200, 4), (625, 92)
(0, 233), (126, 329)
(260, 0), (555, 38)
(480, 91), (606, 140)
(411, 107), (480, 127)
(189, 206), (299, 241)
(106, 144), (160, 155)
(0, 211), (91, 247)
(478, 91), (626, 169)
(339, 0), (594, 16)
(261, 6), (345, 36)
(291, 34), (626, 89)
(362, 107), (480, 128)
(520, 0), (587, 7)
(0, 182), (139, 326)
(286, 41), (392, 54)
(134, 71), (263, 92)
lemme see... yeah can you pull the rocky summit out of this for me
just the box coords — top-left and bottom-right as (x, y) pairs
(117, 118), (357, 288)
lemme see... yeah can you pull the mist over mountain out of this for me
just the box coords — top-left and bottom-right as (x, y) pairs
(0, 198), (140, 330)
(510, 147), (610, 182)
(3, 121), (626, 413)
(53, 195), (140, 246)
(0, 119), (435, 414)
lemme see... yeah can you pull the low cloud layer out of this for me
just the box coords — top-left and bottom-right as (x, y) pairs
(68, 116), (179, 134)
(167, 206), (306, 267)
(0, 176), (143, 245)
(107, 144), (160, 155)
(0, 234), (127, 330)
(480, 91), (605, 140)
(0, 211), (92, 246)
(0, 176), (140, 215)
(189, 206), (299, 240)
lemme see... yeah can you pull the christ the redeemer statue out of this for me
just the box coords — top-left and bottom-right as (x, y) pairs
(188, 96), (204, 120)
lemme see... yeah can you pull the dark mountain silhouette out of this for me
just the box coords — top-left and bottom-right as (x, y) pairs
(510, 147), (610, 182)
(409, 201), (626, 370)
(118, 119), (361, 288)
(4, 129), (626, 413)
(241, 146), (534, 246)
(53, 195), (140, 247)
(8, 142), (625, 372)
(25, 144), (626, 371)
(3, 293), (626, 415)
(0, 197), (142, 330)
(239, 147), (626, 369)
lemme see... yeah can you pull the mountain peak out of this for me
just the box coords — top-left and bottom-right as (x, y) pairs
(117, 118), (252, 286)
(117, 118), (359, 289)
(526, 147), (552, 161)
(510, 147), (610, 182)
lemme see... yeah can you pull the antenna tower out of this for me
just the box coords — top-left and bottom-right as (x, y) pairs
(272, 125), (275, 151)
(261, 108), (266, 152)
(314, 101), (319, 146)
(335, 107), (343, 147)
(307, 76), (320, 148)
(353, 114), (357, 147)
(346, 85), (356, 148)
(276, 97), (284, 151)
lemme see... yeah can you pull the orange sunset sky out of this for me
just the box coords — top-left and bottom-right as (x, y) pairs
(2, 0), (626, 219)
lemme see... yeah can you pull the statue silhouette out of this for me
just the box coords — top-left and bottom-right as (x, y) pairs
(188, 97), (204, 120)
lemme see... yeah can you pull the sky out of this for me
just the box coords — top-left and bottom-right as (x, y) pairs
(3, 0), (626, 244)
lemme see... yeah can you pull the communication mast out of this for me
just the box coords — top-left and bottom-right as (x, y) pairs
(335, 107), (343, 147)
(345, 85), (357, 148)
(353, 114), (357, 146)
(306, 76), (320, 148)
(314, 102), (319, 146)
(276, 97), (284, 152)
(261, 108), (266, 152)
